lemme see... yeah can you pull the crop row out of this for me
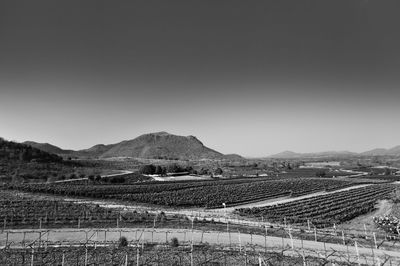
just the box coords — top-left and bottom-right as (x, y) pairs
(118, 179), (357, 208)
(0, 191), (158, 228)
(3, 179), (363, 208)
(236, 185), (395, 228)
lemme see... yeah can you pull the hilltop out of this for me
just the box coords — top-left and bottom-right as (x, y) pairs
(23, 141), (73, 155)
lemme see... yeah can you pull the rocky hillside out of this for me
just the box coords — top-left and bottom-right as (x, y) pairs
(98, 132), (224, 160)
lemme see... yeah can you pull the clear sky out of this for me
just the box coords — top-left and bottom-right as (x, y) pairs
(1, 1), (400, 157)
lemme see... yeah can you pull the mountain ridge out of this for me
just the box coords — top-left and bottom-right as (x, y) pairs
(24, 132), (243, 160)
(269, 147), (400, 158)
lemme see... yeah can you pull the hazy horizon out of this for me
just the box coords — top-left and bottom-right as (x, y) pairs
(1, 1), (400, 157)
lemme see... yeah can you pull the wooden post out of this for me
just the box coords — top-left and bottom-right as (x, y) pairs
(95, 230), (98, 249)
(238, 230), (242, 252)
(289, 227), (294, 250)
(264, 226), (267, 253)
(355, 241), (361, 266)
(39, 218), (42, 229)
(191, 228), (194, 266)
(45, 231), (49, 251)
(125, 253), (128, 266)
(314, 226), (317, 242)
(23, 232), (26, 247)
(85, 247), (88, 266)
(373, 232), (377, 249)
(342, 231), (345, 246)
(62, 252), (65, 266)
(307, 219), (310, 231)
(30, 248), (34, 266)
(38, 231), (42, 248)
(364, 224), (368, 239)
(136, 245), (140, 266)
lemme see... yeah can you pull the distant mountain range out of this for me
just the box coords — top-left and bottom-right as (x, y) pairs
(269, 146), (400, 158)
(23, 132), (244, 160)
(20, 133), (400, 160)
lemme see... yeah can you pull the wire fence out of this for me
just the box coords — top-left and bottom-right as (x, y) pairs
(1, 227), (400, 265)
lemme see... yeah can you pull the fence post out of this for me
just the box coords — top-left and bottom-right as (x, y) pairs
(342, 231), (345, 246)
(136, 245), (140, 266)
(238, 230), (242, 252)
(264, 226), (267, 253)
(314, 227), (317, 242)
(30, 248), (34, 266)
(373, 232), (377, 249)
(363, 224), (368, 239)
(85, 247), (88, 266)
(289, 227), (294, 250)
(355, 241), (360, 266)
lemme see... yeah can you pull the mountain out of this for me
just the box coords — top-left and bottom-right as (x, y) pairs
(97, 132), (224, 160)
(1, 138), (62, 163)
(23, 141), (73, 155)
(269, 151), (300, 158)
(361, 146), (400, 156)
(269, 150), (357, 159)
(223, 154), (245, 161)
(360, 148), (388, 156)
(75, 144), (114, 158)
(23, 132), (239, 160)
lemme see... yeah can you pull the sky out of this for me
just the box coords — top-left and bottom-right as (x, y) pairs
(1, 1), (400, 157)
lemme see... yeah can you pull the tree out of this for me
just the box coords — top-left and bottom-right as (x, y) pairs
(167, 163), (182, 173)
(119, 236), (128, 247)
(170, 237), (179, 247)
(214, 168), (223, 175)
(139, 164), (156, 175)
(315, 170), (326, 177)
(154, 165), (166, 176)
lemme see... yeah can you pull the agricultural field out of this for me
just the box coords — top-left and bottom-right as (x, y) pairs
(236, 184), (396, 228)
(0, 244), (350, 266)
(3, 178), (363, 208)
(0, 190), (188, 229)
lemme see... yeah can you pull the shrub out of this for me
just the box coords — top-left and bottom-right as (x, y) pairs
(170, 237), (179, 247)
(119, 236), (128, 247)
